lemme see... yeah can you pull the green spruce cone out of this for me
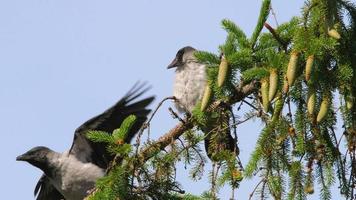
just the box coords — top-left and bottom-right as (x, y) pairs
(287, 51), (299, 87)
(305, 55), (314, 81)
(268, 69), (278, 101)
(217, 55), (229, 87)
(307, 88), (316, 115)
(201, 85), (212, 111)
(317, 96), (329, 123)
(304, 185), (315, 194)
(328, 29), (341, 40)
(261, 78), (269, 112)
(345, 94), (354, 110)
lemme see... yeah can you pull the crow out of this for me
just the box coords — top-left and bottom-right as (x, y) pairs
(167, 46), (236, 161)
(17, 83), (154, 200)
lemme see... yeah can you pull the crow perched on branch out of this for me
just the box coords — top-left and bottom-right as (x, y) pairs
(167, 46), (236, 161)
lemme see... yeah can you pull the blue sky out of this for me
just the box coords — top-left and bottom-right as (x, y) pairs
(0, 0), (348, 199)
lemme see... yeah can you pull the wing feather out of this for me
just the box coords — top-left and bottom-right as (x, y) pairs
(69, 83), (154, 169)
(34, 174), (64, 200)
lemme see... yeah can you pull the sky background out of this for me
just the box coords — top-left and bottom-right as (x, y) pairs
(0, 0), (352, 199)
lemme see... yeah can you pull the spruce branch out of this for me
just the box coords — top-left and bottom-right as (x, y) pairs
(139, 81), (257, 162)
(251, 0), (271, 49)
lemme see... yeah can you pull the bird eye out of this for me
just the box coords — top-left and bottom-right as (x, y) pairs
(176, 51), (183, 59)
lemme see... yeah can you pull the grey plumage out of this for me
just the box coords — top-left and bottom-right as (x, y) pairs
(167, 46), (207, 113)
(168, 47), (237, 161)
(17, 83), (154, 200)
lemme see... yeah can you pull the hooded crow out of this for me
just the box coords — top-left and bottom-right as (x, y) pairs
(17, 83), (155, 200)
(167, 46), (236, 161)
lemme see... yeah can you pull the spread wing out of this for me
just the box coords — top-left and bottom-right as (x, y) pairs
(34, 174), (64, 200)
(69, 82), (155, 169)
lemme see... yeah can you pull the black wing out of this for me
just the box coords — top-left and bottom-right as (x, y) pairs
(69, 82), (155, 169)
(34, 174), (64, 200)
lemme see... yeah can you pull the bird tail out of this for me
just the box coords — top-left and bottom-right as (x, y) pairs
(202, 110), (238, 161)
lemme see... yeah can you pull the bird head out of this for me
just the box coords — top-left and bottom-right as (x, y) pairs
(167, 46), (196, 69)
(16, 146), (53, 171)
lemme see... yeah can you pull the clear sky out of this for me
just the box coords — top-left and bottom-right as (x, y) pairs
(0, 0), (349, 199)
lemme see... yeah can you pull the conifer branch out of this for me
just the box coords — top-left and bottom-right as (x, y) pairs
(251, 0), (271, 49)
(139, 81), (257, 162)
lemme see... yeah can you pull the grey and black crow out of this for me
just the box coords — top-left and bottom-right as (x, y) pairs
(167, 46), (236, 160)
(167, 46), (207, 113)
(16, 83), (154, 200)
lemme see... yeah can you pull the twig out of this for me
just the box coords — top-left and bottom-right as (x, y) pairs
(231, 186), (235, 200)
(136, 96), (176, 146)
(176, 130), (206, 166)
(242, 99), (259, 111)
(264, 22), (288, 51)
(177, 137), (191, 168)
(286, 96), (294, 124)
(228, 80), (258, 105)
(261, 178), (267, 200)
(270, 3), (279, 27)
(230, 107), (238, 155)
(211, 162), (221, 199)
(169, 107), (186, 124)
(337, 130), (346, 149)
(211, 162), (217, 199)
(236, 113), (256, 126)
(192, 145), (206, 165)
(249, 178), (266, 200)
(149, 96), (176, 124)
(237, 101), (244, 111)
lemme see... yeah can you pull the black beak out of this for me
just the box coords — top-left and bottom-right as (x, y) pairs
(16, 154), (27, 161)
(167, 57), (179, 69)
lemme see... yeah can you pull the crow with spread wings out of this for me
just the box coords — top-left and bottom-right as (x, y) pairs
(16, 83), (155, 200)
